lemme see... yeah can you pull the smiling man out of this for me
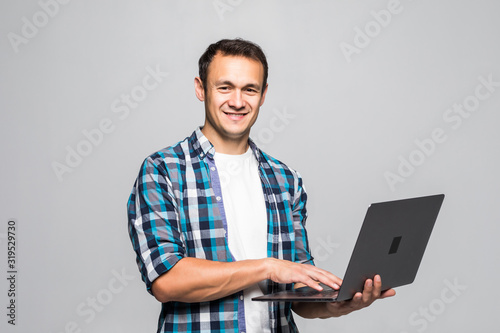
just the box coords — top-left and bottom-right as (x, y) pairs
(127, 38), (394, 333)
(196, 51), (265, 152)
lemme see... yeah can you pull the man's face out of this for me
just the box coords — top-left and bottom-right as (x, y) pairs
(196, 53), (267, 147)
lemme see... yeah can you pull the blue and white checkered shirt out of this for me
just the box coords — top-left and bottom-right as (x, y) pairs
(128, 127), (314, 333)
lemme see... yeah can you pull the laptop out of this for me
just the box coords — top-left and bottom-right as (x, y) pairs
(252, 194), (445, 302)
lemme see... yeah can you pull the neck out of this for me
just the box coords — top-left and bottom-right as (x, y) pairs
(201, 127), (250, 155)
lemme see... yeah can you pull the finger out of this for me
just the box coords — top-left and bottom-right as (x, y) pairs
(312, 272), (341, 290)
(351, 292), (363, 305)
(380, 288), (396, 299)
(322, 270), (343, 286)
(362, 278), (374, 303)
(372, 275), (382, 298)
(309, 267), (343, 289)
(301, 276), (324, 291)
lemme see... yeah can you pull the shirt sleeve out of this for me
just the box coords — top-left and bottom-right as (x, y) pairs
(127, 156), (186, 294)
(292, 171), (315, 266)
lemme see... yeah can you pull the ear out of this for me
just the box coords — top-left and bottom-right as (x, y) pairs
(259, 84), (269, 107)
(194, 77), (205, 102)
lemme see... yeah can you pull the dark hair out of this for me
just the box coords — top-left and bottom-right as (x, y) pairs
(198, 38), (268, 94)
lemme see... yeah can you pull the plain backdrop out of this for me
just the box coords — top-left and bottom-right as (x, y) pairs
(1, 1), (499, 332)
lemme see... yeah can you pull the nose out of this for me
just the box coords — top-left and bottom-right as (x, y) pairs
(227, 90), (245, 110)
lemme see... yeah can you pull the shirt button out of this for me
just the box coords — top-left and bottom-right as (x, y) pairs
(240, 295), (243, 301)
(210, 166), (216, 171)
(216, 196), (222, 201)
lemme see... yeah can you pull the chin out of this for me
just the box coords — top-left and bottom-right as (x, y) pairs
(222, 129), (250, 140)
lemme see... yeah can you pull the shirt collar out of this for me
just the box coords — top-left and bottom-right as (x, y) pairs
(248, 137), (263, 164)
(192, 126), (216, 159)
(192, 127), (263, 164)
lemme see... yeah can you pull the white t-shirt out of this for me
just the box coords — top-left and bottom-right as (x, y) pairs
(214, 148), (271, 333)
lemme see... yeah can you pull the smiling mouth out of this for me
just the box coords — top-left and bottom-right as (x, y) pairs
(223, 111), (248, 117)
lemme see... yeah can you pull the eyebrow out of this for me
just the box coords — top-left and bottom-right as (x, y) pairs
(215, 80), (262, 91)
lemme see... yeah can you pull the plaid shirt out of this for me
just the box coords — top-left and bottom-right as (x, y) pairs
(128, 127), (314, 333)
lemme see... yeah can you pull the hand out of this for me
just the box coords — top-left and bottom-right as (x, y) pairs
(265, 258), (342, 291)
(322, 275), (396, 318)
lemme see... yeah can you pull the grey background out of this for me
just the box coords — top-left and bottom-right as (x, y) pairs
(1, 0), (499, 332)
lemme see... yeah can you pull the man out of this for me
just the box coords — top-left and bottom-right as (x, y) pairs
(128, 38), (395, 333)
